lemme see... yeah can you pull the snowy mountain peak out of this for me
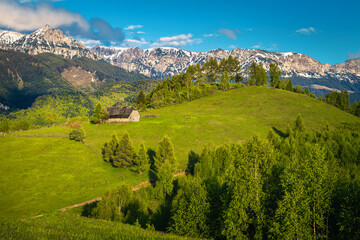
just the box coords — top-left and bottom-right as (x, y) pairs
(0, 25), (97, 60)
(0, 30), (25, 45)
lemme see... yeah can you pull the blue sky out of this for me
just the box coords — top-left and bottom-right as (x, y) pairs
(0, 0), (359, 64)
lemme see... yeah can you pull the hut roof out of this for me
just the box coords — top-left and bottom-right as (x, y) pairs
(107, 106), (137, 119)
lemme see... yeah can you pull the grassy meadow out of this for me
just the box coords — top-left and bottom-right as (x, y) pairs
(1, 86), (359, 219)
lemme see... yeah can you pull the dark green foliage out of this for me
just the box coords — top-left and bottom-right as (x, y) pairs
(145, 57), (243, 109)
(294, 85), (303, 93)
(91, 184), (149, 226)
(325, 90), (351, 112)
(219, 56), (242, 82)
(90, 102), (109, 124)
(269, 62), (281, 87)
(132, 143), (150, 174)
(0, 117), (9, 132)
(305, 87), (310, 95)
(203, 57), (219, 83)
(248, 62), (268, 86)
(92, 184), (133, 221)
(155, 160), (174, 198)
(220, 71), (230, 90)
(136, 90), (147, 109)
(154, 136), (177, 172)
(68, 128), (85, 142)
(286, 79), (293, 91)
(102, 133), (136, 168)
(169, 177), (211, 238)
(0, 50), (76, 109)
(294, 114), (306, 132)
(113, 132), (136, 168)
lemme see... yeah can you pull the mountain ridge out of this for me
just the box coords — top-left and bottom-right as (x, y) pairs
(0, 25), (97, 60)
(92, 46), (360, 100)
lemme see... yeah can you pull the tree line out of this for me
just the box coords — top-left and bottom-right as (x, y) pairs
(135, 58), (360, 118)
(88, 116), (360, 239)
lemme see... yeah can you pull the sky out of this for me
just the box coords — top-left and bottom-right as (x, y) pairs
(0, 0), (359, 64)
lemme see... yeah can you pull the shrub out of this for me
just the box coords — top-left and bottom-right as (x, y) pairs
(69, 128), (86, 142)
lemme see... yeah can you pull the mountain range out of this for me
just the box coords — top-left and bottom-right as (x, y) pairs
(1, 25), (360, 101)
(92, 46), (360, 99)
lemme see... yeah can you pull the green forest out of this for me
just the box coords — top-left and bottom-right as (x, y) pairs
(45, 117), (360, 239)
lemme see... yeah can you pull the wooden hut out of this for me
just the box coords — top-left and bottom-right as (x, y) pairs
(105, 106), (140, 123)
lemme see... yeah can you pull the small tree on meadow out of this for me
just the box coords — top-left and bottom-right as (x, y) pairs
(220, 71), (230, 90)
(294, 114), (306, 132)
(132, 143), (150, 174)
(69, 128), (86, 142)
(286, 80), (293, 91)
(269, 62), (281, 87)
(90, 103), (109, 124)
(113, 132), (136, 168)
(154, 136), (177, 172)
(136, 90), (147, 109)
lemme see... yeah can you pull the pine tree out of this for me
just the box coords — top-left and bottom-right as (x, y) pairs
(269, 62), (281, 87)
(155, 160), (174, 198)
(294, 114), (306, 132)
(285, 79), (293, 91)
(136, 90), (146, 109)
(91, 184), (132, 222)
(90, 102), (102, 124)
(169, 177), (211, 238)
(132, 143), (150, 174)
(154, 136), (177, 172)
(304, 87), (310, 95)
(272, 145), (333, 239)
(220, 71), (230, 90)
(90, 102), (109, 124)
(113, 132), (136, 168)
(248, 61), (257, 86)
(203, 57), (219, 83)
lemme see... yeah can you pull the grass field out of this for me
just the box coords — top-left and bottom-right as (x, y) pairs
(0, 212), (196, 240)
(2, 86), (359, 219)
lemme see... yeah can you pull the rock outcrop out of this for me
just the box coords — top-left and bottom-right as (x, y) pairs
(0, 25), (97, 60)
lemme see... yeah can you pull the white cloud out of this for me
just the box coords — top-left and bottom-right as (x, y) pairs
(121, 38), (149, 47)
(158, 33), (192, 42)
(218, 28), (239, 40)
(79, 39), (102, 48)
(267, 44), (278, 51)
(151, 33), (202, 47)
(229, 45), (236, 49)
(252, 43), (262, 49)
(295, 27), (316, 35)
(125, 25), (143, 30)
(204, 33), (214, 37)
(0, 0), (90, 31)
(136, 31), (145, 34)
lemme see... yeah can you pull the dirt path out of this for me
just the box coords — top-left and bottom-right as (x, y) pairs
(22, 171), (186, 221)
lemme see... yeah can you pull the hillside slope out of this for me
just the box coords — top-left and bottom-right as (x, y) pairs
(0, 50), (147, 109)
(0, 212), (192, 240)
(2, 87), (359, 219)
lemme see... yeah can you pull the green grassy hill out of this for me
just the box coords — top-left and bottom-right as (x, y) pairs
(1, 86), (359, 219)
(0, 50), (147, 109)
(0, 212), (195, 240)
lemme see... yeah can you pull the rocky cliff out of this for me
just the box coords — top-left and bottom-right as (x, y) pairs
(0, 25), (97, 60)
